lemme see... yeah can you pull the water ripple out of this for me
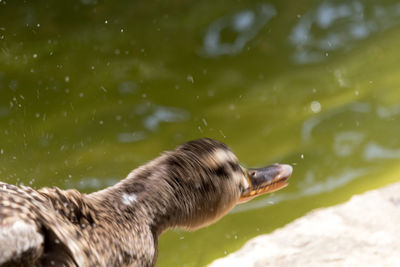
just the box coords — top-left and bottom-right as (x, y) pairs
(202, 3), (276, 57)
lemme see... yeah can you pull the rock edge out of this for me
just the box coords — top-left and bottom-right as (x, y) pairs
(209, 182), (400, 267)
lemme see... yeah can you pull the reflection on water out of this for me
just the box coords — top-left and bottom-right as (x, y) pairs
(144, 106), (189, 131)
(117, 131), (146, 143)
(115, 103), (190, 143)
(290, 0), (400, 64)
(118, 81), (138, 94)
(202, 3), (276, 57)
(377, 104), (400, 118)
(300, 168), (368, 196)
(334, 131), (365, 157)
(137, 104), (190, 132)
(364, 142), (400, 160)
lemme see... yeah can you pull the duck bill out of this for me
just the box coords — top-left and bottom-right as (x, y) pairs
(239, 164), (292, 203)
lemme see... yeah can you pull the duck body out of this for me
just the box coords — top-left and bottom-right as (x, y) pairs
(0, 138), (292, 266)
(0, 183), (155, 266)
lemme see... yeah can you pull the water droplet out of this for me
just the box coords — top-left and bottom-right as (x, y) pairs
(186, 75), (194, 83)
(310, 101), (321, 113)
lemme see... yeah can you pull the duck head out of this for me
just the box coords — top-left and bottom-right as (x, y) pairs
(134, 138), (293, 231)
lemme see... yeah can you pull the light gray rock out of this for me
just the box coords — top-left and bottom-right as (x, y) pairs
(209, 182), (400, 267)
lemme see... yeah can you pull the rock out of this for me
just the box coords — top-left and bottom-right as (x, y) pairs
(209, 182), (400, 267)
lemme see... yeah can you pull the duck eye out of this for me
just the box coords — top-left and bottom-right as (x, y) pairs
(214, 166), (230, 179)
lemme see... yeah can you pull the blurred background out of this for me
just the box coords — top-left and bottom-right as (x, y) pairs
(1, 0), (400, 266)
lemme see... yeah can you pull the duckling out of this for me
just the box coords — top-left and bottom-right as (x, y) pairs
(0, 138), (292, 267)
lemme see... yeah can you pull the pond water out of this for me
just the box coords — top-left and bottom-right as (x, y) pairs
(1, 0), (400, 266)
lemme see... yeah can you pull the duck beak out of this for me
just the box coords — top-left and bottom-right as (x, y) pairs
(239, 164), (292, 203)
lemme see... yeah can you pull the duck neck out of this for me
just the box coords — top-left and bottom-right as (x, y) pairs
(87, 157), (194, 238)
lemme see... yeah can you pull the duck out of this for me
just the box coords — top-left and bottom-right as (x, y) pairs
(0, 138), (292, 267)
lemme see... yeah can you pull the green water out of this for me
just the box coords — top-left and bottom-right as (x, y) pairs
(1, 0), (400, 266)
